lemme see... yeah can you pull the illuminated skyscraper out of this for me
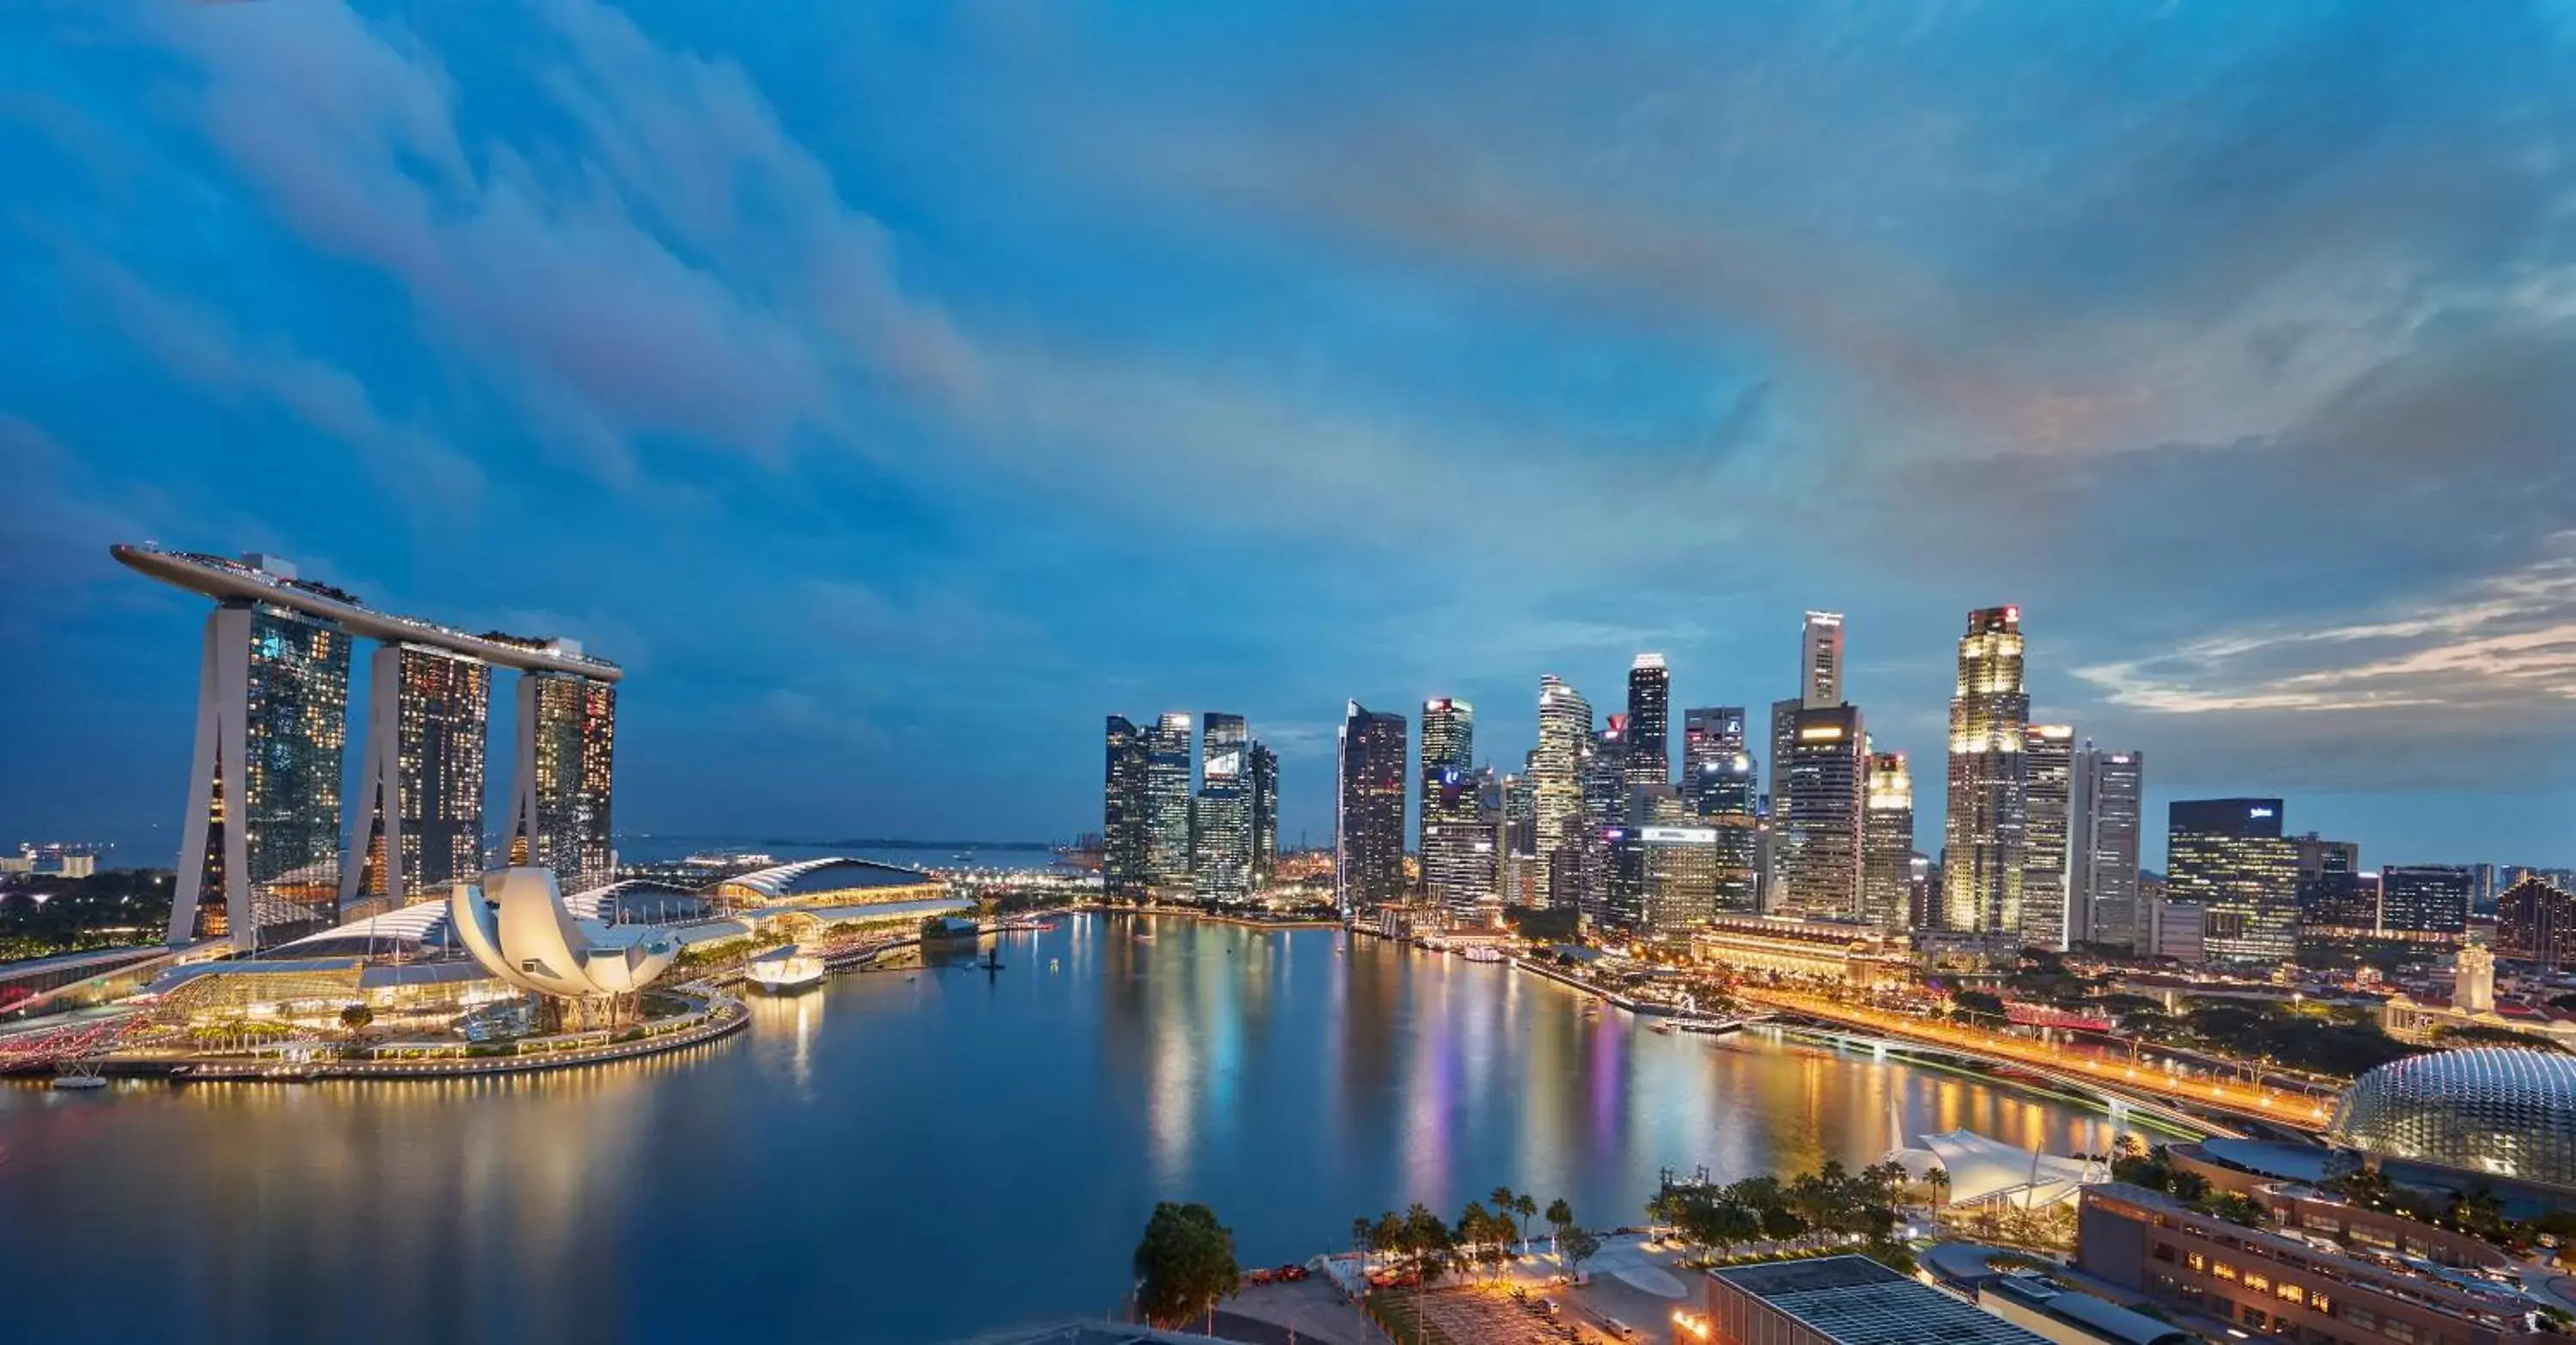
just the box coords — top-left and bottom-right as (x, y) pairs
(1194, 713), (1252, 899)
(2168, 798), (2299, 962)
(1142, 711), (1194, 896)
(1248, 740), (1279, 888)
(1778, 704), (1865, 919)
(1681, 707), (1747, 798)
(1501, 768), (1537, 907)
(344, 643), (491, 918)
(1420, 698), (1487, 919)
(1582, 721), (1629, 919)
(1532, 676), (1592, 910)
(1941, 606), (2029, 934)
(1862, 752), (1914, 930)
(1102, 715), (1151, 898)
(2019, 723), (2076, 952)
(1692, 750), (1761, 913)
(1624, 654), (1671, 796)
(2069, 744), (2143, 949)
(1801, 611), (1844, 709)
(508, 669), (617, 894)
(173, 598), (351, 950)
(1335, 701), (1407, 915)
(2379, 865), (2474, 939)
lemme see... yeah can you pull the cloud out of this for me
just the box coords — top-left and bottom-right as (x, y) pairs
(69, 253), (484, 507)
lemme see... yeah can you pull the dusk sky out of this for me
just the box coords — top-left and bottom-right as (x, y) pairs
(3, 1), (2572, 869)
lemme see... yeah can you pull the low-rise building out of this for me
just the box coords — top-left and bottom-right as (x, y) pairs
(2077, 1183), (2549, 1344)
(1977, 1273), (2192, 1345)
(2381, 945), (2576, 1052)
(1706, 1255), (2049, 1345)
(1688, 915), (1911, 988)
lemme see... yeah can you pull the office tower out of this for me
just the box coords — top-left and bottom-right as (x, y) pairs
(2498, 874), (2576, 969)
(1581, 721), (1629, 918)
(1142, 711), (1195, 895)
(2018, 724), (2076, 952)
(1765, 698), (1801, 834)
(1941, 606), (2029, 934)
(2068, 744), (2143, 950)
(1194, 713), (1252, 900)
(1632, 791), (1716, 938)
(1473, 764), (1504, 916)
(171, 599), (352, 951)
(1248, 740), (1279, 888)
(344, 644), (491, 918)
(2142, 895), (2208, 964)
(2291, 832), (2361, 882)
(1907, 854), (1935, 931)
(1102, 716), (1151, 898)
(1532, 676), (1592, 909)
(1680, 706), (1748, 801)
(1801, 611), (1844, 709)
(1692, 749), (1760, 913)
(1623, 654), (1672, 795)
(1419, 698), (1486, 919)
(1500, 770), (1537, 907)
(1861, 752), (1914, 930)
(2167, 798), (2299, 962)
(1777, 704), (1865, 920)
(1334, 701), (1406, 915)
(507, 670), (617, 894)
(2379, 865), (2474, 940)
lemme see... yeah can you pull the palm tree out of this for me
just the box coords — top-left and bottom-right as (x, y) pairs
(1488, 1186), (1522, 1260)
(1352, 1216), (1376, 1271)
(1513, 1194), (1539, 1256)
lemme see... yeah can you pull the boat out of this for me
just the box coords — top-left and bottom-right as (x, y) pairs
(51, 1071), (107, 1091)
(1461, 946), (1504, 965)
(1650, 1022), (1675, 1035)
(746, 944), (826, 994)
(1676, 1018), (1743, 1037)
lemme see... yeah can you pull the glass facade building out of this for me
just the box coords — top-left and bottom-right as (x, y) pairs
(1248, 740), (1279, 888)
(1419, 698), (1487, 920)
(2019, 724), (2075, 952)
(1103, 715), (1151, 898)
(1777, 703), (1864, 921)
(2378, 865), (2473, 939)
(1941, 606), (2029, 934)
(1623, 654), (1670, 796)
(1862, 751), (1914, 931)
(2498, 875), (2574, 970)
(1532, 676), (1592, 910)
(1193, 713), (1253, 899)
(1334, 701), (1406, 915)
(2167, 798), (2298, 963)
(2329, 1048), (2576, 1189)
(1142, 712), (1194, 896)
(2069, 744), (2143, 950)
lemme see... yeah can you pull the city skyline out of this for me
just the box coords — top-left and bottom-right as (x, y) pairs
(5, 2), (2575, 870)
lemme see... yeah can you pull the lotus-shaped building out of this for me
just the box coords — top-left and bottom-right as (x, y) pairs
(2327, 1046), (2576, 1188)
(449, 867), (679, 999)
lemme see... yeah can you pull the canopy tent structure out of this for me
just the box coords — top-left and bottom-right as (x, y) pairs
(1890, 1129), (2105, 1209)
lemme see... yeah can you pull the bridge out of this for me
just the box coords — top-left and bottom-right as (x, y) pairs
(0, 1010), (146, 1073)
(1738, 988), (2338, 1136)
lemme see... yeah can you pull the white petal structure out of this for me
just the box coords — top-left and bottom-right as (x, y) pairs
(448, 867), (680, 998)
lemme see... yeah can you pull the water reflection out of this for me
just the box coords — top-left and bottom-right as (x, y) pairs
(0, 914), (2145, 1343)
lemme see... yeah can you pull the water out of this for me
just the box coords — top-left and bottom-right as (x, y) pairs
(0, 914), (2134, 1342)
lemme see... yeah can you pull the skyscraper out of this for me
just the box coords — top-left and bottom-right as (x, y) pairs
(1681, 707), (1747, 800)
(507, 668), (617, 895)
(2498, 875), (2575, 970)
(1801, 611), (1844, 709)
(2379, 865), (2474, 940)
(1420, 700), (1490, 921)
(344, 643), (491, 918)
(2069, 744), (2143, 949)
(1777, 703), (1865, 920)
(1532, 676), (1592, 910)
(1766, 697), (1801, 831)
(2168, 799), (2299, 963)
(1501, 769), (1537, 907)
(1143, 711), (1195, 896)
(1692, 748), (1760, 913)
(1335, 701), (1406, 915)
(1862, 751), (1914, 931)
(1624, 654), (1672, 796)
(1194, 713), (1252, 900)
(1102, 715), (1151, 898)
(2019, 723), (2076, 952)
(174, 599), (351, 950)
(1941, 606), (2029, 934)
(1248, 740), (1279, 888)
(1582, 721), (1629, 919)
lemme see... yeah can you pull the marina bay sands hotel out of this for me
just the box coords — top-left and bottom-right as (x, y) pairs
(113, 545), (622, 954)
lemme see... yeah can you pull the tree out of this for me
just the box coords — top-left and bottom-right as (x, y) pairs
(1558, 1226), (1601, 1281)
(1953, 989), (2008, 1020)
(1513, 1192), (1539, 1254)
(1352, 1216), (1376, 1270)
(1759, 1206), (1807, 1243)
(339, 1003), (374, 1033)
(1373, 1210), (1406, 1272)
(2190, 1191), (2268, 1229)
(1133, 1202), (1241, 1330)
(1401, 1202), (1452, 1281)
(1488, 1186), (1523, 1258)
(1545, 1197), (1576, 1245)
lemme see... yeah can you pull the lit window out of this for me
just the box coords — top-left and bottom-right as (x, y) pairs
(2212, 1263), (2238, 1281)
(2276, 1283), (2303, 1305)
(2186, 1252), (2206, 1273)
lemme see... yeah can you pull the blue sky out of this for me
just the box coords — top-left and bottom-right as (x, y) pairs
(3, 0), (2572, 868)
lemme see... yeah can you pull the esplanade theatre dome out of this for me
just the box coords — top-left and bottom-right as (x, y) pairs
(2327, 1047), (2576, 1187)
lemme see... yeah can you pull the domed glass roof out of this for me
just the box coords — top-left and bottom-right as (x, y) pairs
(2327, 1047), (2576, 1187)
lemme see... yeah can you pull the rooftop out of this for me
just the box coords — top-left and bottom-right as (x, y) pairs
(1710, 1255), (2050, 1344)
